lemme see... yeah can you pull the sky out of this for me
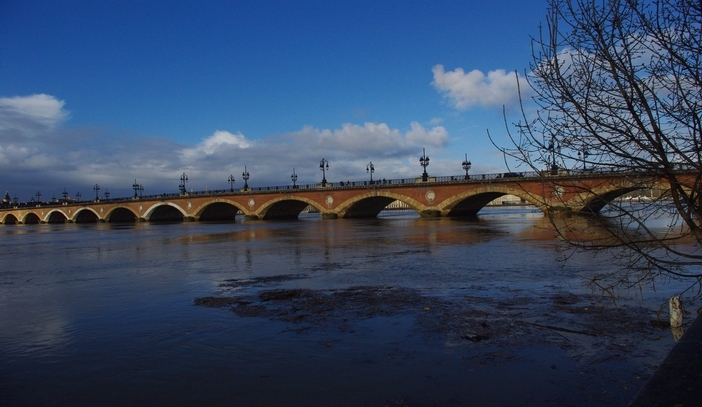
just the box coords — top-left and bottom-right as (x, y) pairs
(0, 0), (548, 201)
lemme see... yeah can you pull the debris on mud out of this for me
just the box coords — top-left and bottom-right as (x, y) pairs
(218, 274), (309, 288)
(195, 276), (672, 360)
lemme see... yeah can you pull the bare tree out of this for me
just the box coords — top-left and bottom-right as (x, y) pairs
(493, 0), (702, 292)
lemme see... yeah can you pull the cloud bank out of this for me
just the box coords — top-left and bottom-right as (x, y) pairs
(0, 94), (451, 199)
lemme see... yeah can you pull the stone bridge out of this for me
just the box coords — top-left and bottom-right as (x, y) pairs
(0, 171), (694, 224)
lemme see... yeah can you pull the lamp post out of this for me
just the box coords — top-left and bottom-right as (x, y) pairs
(366, 161), (375, 183)
(76, 191), (81, 203)
(419, 148), (430, 181)
(319, 158), (329, 187)
(242, 166), (250, 190)
(138, 184), (144, 198)
(133, 179), (141, 198)
(36, 191), (41, 203)
(62, 188), (68, 202)
(291, 168), (298, 189)
(578, 148), (590, 171)
(228, 174), (235, 192)
(104, 189), (110, 201)
(547, 135), (560, 175)
(93, 184), (100, 201)
(462, 153), (472, 180)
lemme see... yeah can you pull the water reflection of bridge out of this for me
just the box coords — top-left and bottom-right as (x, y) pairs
(0, 170), (693, 224)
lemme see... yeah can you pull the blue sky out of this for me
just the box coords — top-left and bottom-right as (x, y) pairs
(0, 0), (547, 200)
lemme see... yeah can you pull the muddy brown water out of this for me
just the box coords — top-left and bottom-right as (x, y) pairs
(0, 207), (692, 406)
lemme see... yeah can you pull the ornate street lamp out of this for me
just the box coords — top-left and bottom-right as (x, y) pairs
(291, 168), (298, 189)
(138, 184), (144, 198)
(419, 148), (430, 181)
(76, 191), (81, 203)
(228, 174), (235, 192)
(242, 166), (250, 190)
(93, 184), (100, 201)
(366, 161), (375, 183)
(62, 188), (69, 202)
(179, 173), (188, 194)
(319, 158), (329, 186)
(104, 189), (110, 201)
(462, 153), (472, 180)
(36, 191), (41, 203)
(133, 179), (141, 198)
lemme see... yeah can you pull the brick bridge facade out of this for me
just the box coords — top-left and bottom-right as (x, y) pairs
(0, 171), (694, 224)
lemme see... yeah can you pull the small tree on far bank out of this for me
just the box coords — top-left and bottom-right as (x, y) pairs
(492, 0), (702, 293)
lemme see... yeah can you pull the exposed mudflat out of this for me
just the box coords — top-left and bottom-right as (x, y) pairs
(195, 274), (675, 405)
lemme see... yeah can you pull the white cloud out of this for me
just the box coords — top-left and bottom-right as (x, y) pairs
(181, 130), (253, 162)
(293, 122), (448, 158)
(432, 64), (526, 109)
(0, 94), (69, 139)
(405, 121), (448, 146)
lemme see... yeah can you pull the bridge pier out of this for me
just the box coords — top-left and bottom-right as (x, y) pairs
(244, 215), (260, 221)
(546, 206), (574, 218)
(420, 209), (441, 218)
(322, 213), (338, 219)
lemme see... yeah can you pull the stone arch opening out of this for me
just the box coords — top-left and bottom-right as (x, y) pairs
(23, 213), (41, 224)
(579, 187), (647, 214)
(47, 211), (68, 224)
(343, 196), (399, 218)
(199, 202), (240, 222)
(149, 205), (184, 222)
(75, 209), (99, 223)
(3, 214), (18, 224)
(446, 192), (508, 217)
(108, 207), (138, 223)
(262, 200), (314, 220)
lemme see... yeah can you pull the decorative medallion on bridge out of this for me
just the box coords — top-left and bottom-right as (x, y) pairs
(139, 205), (143, 213)
(248, 198), (255, 209)
(552, 185), (565, 200)
(425, 190), (436, 203)
(100, 207), (104, 213)
(187, 202), (192, 210)
(325, 195), (334, 208)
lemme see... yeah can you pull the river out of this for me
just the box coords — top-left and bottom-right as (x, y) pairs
(0, 207), (688, 406)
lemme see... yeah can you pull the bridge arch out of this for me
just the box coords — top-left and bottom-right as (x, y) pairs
(74, 208), (101, 223)
(104, 206), (139, 223)
(2, 213), (18, 224)
(46, 209), (69, 224)
(437, 187), (546, 217)
(194, 200), (247, 222)
(256, 196), (325, 220)
(23, 212), (41, 224)
(567, 181), (668, 214)
(143, 202), (188, 222)
(336, 191), (424, 218)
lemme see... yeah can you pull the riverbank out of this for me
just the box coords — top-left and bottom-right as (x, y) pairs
(629, 312), (702, 406)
